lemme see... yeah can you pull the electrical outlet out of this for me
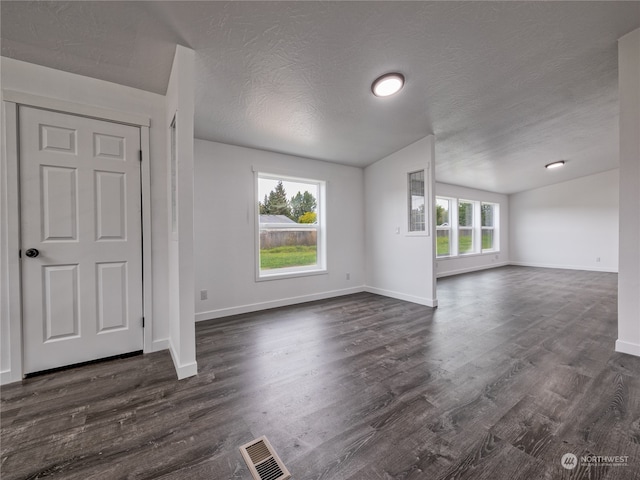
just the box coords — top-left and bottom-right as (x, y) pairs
(596, 257), (601, 262)
(346, 272), (350, 280)
(200, 289), (208, 300)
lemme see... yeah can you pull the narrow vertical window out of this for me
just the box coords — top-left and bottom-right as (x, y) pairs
(458, 200), (474, 254)
(481, 203), (498, 252)
(436, 197), (452, 257)
(170, 115), (178, 236)
(408, 170), (425, 232)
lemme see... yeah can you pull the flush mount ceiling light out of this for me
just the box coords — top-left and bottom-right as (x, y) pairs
(545, 160), (566, 169)
(372, 73), (405, 97)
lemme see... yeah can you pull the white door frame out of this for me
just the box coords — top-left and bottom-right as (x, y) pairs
(2, 90), (154, 383)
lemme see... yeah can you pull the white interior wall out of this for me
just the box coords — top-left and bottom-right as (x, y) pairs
(0, 98), (13, 381)
(0, 57), (170, 384)
(364, 136), (437, 306)
(617, 28), (640, 357)
(194, 139), (365, 320)
(435, 182), (509, 278)
(165, 46), (197, 379)
(509, 169), (619, 273)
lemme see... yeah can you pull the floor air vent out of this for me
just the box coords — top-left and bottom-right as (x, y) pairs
(239, 436), (291, 480)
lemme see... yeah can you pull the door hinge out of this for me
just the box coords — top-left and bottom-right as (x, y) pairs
(19, 249), (22, 258)
(142, 317), (145, 328)
(139, 150), (143, 162)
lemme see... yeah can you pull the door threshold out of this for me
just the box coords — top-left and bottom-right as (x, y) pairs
(24, 351), (143, 379)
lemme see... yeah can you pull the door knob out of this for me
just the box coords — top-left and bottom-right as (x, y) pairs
(25, 248), (39, 258)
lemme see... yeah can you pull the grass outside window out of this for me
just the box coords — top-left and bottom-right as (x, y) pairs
(260, 245), (317, 270)
(437, 233), (494, 257)
(437, 232), (450, 256)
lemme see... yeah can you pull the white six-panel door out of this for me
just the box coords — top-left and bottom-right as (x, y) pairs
(20, 106), (143, 374)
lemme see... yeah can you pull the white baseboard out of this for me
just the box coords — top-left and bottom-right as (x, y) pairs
(151, 338), (170, 353)
(195, 286), (366, 321)
(0, 369), (22, 386)
(0, 371), (10, 385)
(615, 339), (640, 357)
(364, 286), (438, 308)
(168, 340), (198, 380)
(509, 261), (618, 273)
(437, 261), (509, 278)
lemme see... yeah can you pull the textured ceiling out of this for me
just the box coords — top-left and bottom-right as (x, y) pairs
(2, 1), (639, 194)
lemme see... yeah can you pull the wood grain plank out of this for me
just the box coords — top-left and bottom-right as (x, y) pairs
(2, 266), (638, 480)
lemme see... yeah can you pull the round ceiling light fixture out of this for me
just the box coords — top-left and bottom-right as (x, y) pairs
(545, 160), (566, 169)
(372, 72), (405, 97)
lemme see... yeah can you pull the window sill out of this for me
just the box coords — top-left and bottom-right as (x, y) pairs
(256, 267), (328, 282)
(436, 251), (500, 260)
(405, 232), (430, 237)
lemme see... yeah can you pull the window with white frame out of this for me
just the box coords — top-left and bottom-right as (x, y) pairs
(256, 173), (326, 280)
(458, 200), (475, 255)
(170, 115), (178, 237)
(436, 197), (452, 257)
(408, 170), (426, 232)
(435, 195), (500, 258)
(481, 202), (499, 252)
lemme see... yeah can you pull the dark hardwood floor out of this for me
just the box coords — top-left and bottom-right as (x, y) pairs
(2, 266), (640, 479)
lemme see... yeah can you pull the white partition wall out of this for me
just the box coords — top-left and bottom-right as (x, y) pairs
(165, 46), (198, 378)
(617, 29), (640, 357)
(364, 136), (437, 307)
